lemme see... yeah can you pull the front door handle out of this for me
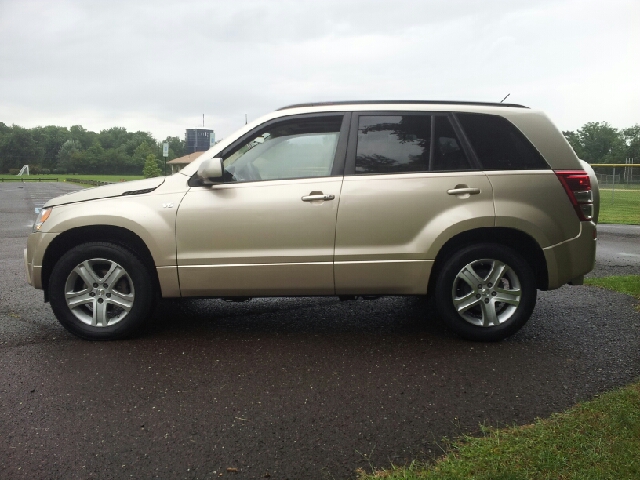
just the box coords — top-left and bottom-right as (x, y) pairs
(447, 187), (481, 196)
(302, 192), (335, 202)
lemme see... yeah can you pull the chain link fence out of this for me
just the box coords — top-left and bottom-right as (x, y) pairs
(595, 173), (640, 189)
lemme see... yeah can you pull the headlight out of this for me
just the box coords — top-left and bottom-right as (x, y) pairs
(33, 207), (52, 232)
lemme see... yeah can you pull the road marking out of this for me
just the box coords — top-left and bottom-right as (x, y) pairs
(619, 253), (640, 257)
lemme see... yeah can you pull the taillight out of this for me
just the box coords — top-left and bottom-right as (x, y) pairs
(554, 170), (593, 221)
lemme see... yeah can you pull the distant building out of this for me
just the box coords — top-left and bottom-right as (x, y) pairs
(166, 151), (205, 174)
(185, 127), (215, 154)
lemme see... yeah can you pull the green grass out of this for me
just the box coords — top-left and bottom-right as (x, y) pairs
(0, 174), (145, 184)
(585, 275), (640, 303)
(358, 382), (640, 480)
(598, 189), (640, 224)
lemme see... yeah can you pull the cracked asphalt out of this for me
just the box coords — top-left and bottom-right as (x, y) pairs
(1, 182), (639, 479)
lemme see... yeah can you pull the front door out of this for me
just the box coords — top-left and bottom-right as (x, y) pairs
(176, 113), (349, 297)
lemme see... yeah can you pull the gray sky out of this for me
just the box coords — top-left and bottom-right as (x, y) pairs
(1, 0), (638, 141)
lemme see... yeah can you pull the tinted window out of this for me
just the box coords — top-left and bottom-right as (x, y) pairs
(456, 113), (548, 170)
(356, 115), (431, 174)
(222, 116), (343, 182)
(432, 116), (472, 171)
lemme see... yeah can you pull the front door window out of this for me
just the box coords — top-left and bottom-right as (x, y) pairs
(223, 116), (344, 182)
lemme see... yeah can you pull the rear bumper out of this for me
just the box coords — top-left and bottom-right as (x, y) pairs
(543, 221), (597, 290)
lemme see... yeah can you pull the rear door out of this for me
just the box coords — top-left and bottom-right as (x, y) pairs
(455, 113), (579, 247)
(334, 112), (495, 295)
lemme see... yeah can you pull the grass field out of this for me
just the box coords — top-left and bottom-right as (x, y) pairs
(598, 189), (640, 224)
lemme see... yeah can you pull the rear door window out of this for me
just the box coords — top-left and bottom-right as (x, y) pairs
(355, 115), (431, 174)
(354, 114), (474, 174)
(432, 115), (472, 171)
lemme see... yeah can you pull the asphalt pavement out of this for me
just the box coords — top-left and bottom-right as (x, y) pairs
(590, 223), (640, 277)
(1, 182), (639, 479)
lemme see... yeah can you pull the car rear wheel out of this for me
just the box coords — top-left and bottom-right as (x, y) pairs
(434, 244), (537, 341)
(49, 242), (155, 340)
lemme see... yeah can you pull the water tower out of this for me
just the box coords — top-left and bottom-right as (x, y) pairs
(184, 113), (216, 155)
(185, 127), (215, 155)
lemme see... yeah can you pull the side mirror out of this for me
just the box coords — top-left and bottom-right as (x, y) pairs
(197, 158), (224, 184)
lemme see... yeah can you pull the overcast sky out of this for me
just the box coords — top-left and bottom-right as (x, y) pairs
(1, 0), (638, 141)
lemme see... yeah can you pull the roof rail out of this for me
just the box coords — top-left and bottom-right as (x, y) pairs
(277, 100), (528, 111)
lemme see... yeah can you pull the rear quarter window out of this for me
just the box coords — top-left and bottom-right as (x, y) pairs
(456, 113), (549, 170)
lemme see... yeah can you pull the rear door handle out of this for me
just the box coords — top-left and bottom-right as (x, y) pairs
(447, 187), (481, 196)
(302, 192), (335, 202)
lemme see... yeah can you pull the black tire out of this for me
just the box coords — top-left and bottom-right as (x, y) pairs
(434, 243), (537, 342)
(49, 242), (155, 340)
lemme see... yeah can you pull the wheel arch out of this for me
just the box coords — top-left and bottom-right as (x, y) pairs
(427, 227), (548, 297)
(42, 225), (160, 301)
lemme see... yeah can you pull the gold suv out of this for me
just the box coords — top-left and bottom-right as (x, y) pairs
(25, 101), (598, 341)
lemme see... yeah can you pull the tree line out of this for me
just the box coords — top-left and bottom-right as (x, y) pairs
(1, 120), (638, 177)
(562, 122), (639, 167)
(0, 122), (185, 176)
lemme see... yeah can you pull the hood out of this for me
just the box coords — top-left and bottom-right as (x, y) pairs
(44, 177), (166, 207)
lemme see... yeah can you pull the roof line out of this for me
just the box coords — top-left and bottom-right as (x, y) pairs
(277, 100), (528, 111)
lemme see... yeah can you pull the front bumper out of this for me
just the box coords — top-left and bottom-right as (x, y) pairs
(25, 232), (59, 290)
(24, 248), (32, 286)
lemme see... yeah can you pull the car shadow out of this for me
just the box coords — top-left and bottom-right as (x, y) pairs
(144, 295), (456, 341)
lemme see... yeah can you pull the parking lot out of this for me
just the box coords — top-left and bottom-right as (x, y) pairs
(1, 182), (639, 479)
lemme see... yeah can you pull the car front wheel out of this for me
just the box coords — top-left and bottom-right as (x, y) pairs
(49, 242), (155, 340)
(434, 244), (537, 341)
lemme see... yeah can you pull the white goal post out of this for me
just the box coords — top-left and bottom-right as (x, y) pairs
(17, 165), (29, 176)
